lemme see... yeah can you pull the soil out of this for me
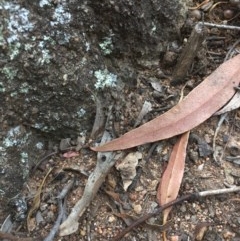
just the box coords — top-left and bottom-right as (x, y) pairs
(1, 1), (240, 241)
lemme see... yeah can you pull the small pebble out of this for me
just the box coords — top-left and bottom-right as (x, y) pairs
(190, 9), (202, 20)
(108, 215), (116, 223)
(223, 9), (234, 19)
(133, 204), (142, 214)
(197, 163), (204, 171)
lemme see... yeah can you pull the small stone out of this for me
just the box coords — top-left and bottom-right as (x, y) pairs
(223, 9), (234, 19)
(80, 229), (86, 236)
(190, 10), (202, 20)
(133, 204), (142, 214)
(108, 215), (116, 223)
(197, 163), (204, 171)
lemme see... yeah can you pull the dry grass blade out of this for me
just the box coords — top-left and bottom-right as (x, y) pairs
(92, 54), (240, 152)
(157, 131), (189, 240)
(27, 168), (53, 231)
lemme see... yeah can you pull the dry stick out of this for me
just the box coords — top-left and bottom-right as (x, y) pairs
(43, 179), (74, 241)
(0, 232), (33, 241)
(59, 131), (120, 236)
(172, 21), (240, 84)
(202, 22), (240, 31)
(225, 38), (240, 61)
(172, 22), (204, 84)
(112, 186), (240, 241)
(85, 85), (106, 139)
(212, 112), (228, 164)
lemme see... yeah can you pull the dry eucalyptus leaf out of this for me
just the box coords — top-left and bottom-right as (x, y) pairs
(92, 54), (240, 152)
(157, 131), (189, 228)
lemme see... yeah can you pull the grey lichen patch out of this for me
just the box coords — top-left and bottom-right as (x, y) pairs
(19, 82), (30, 94)
(99, 37), (113, 55)
(2, 66), (18, 80)
(94, 69), (117, 89)
(1, 2), (34, 43)
(37, 48), (52, 65)
(39, 0), (51, 8)
(9, 42), (21, 60)
(0, 26), (5, 47)
(0, 82), (6, 93)
(3, 126), (31, 148)
(76, 108), (86, 118)
(50, 2), (72, 26)
(99, 31), (114, 55)
(35, 142), (44, 150)
(0, 1), (34, 61)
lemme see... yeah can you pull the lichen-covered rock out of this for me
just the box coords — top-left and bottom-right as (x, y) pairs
(0, 0), (190, 221)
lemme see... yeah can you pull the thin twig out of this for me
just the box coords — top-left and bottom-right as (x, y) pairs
(112, 194), (195, 241)
(0, 231), (37, 241)
(43, 179), (74, 241)
(212, 113), (228, 164)
(225, 38), (240, 62)
(112, 186), (240, 241)
(201, 22), (240, 31)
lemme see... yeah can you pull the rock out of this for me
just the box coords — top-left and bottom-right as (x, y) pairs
(0, 0), (190, 221)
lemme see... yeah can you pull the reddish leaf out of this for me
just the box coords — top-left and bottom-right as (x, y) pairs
(92, 54), (240, 152)
(157, 131), (189, 225)
(63, 151), (79, 158)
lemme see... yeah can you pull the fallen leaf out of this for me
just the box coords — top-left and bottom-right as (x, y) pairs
(92, 54), (240, 152)
(63, 151), (79, 158)
(157, 131), (189, 239)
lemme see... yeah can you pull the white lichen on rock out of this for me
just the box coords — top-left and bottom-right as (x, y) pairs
(39, 0), (51, 7)
(37, 48), (52, 65)
(76, 108), (86, 118)
(99, 30), (114, 55)
(94, 69), (117, 89)
(2, 2), (34, 43)
(2, 66), (18, 80)
(3, 126), (30, 148)
(36, 142), (44, 149)
(51, 2), (72, 26)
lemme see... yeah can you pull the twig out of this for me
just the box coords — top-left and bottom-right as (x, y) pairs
(112, 186), (240, 241)
(172, 23), (204, 84)
(212, 112), (228, 164)
(85, 85), (106, 139)
(225, 38), (240, 62)
(43, 179), (74, 241)
(44, 200), (64, 241)
(201, 22), (240, 31)
(59, 130), (120, 236)
(112, 194), (195, 241)
(31, 151), (57, 174)
(0, 232), (34, 241)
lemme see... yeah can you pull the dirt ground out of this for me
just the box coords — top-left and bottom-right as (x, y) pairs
(1, 1), (240, 241)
